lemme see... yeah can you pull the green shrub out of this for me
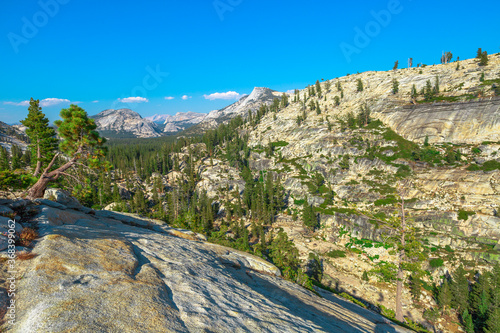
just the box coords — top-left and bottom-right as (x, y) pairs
(379, 304), (395, 319)
(326, 250), (346, 258)
(395, 165), (412, 178)
(271, 141), (289, 148)
(467, 160), (500, 172)
(374, 195), (397, 206)
(466, 164), (481, 171)
(350, 248), (363, 254)
(458, 210), (476, 220)
(482, 160), (500, 171)
(373, 211), (387, 220)
(429, 258), (444, 268)
(0, 170), (37, 191)
(340, 292), (366, 308)
(294, 199), (305, 205)
(371, 262), (397, 282)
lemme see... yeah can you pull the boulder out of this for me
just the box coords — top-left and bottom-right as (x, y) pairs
(0, 205), (14, 217)
(0, 216), (23, 234)
(43, 188), (85, 211)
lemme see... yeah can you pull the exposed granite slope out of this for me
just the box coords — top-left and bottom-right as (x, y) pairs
(1, 199), (411, 333)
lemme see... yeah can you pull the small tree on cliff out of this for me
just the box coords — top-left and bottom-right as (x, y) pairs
(390, 181), (425, 322)
(20, 98), (58, 177)
(26, 105), (108, 199)
(370, 180), (424, 322)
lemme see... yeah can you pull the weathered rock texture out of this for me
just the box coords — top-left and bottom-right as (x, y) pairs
(378, 98), (500, 144)
(1, 199), (411, 333)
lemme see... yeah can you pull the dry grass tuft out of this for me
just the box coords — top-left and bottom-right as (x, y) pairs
(19, 227), (38, 247)
(17, 252), (37, 260)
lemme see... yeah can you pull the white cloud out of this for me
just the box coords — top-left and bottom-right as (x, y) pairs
(203, 91), (241, 101)
(40, 98), (71, 107)
(92, 100), (99, 103)
(4, 98), (71, 107)
(164, 96), (174, 100)
(182, 95), (192, 100)
(118, 97), (149, 103)
(4, 100), (29, 106)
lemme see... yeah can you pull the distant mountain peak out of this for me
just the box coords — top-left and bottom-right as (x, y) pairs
(204, 87), (282, 123)
(91, 109), (161, 138)
(144, 111), (207, 133)
(94, 108), (142, 119)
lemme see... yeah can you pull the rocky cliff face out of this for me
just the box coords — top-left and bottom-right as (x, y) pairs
(378, 98), (500, 144)
(205, 87), (283, 124)
(232, 54), (500, 330)
(0, 197), (411, 333)
(92, 109), (162, 138)
(0, 122), (28, 152)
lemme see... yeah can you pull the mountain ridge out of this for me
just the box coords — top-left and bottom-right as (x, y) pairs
(91, 108), (162, 138)
(91, 87), (284, 138)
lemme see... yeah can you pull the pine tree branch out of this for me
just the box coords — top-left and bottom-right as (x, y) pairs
(42, 153), (60, 176)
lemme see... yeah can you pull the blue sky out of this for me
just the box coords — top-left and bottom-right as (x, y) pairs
(1, 0), (499, 124)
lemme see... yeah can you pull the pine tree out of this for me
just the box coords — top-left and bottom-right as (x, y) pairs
(315, 80), (322, 97)
(20, 98), (58, 177)
(462, 309), (474, 333)
(434, 76), (440, 94)
(485, 309), (500, 333)
(445, 52), (453, 63)
(269, 228), (299, 280)
(393, 60), (398, 70)
(424, 80), (435, 101)
(280, 93), (289, 108)
(471, 272), (491, 332)
(356, 78), (364, 92)
(393, 192), (424, 321)
(302, 200), (318, 231)
(476, 48), (483, 59)
(486, 264), (500, 333)
(411, 84), (418, 101)
(334, 96), (340, 106)
(0, 147), (9, 171)
(392, 79), (399, 94)
(451, 265), (470, 312)
(438, 279), (452, 312)
(26, 104), (108, 199)
(324, 81), (331, 92)
(10, 151), (20, 170)
(112, 184), (121, 202)
(479, 51), (489, 66)
(409, 274), (422, 300)
(336, 81), (342, 91)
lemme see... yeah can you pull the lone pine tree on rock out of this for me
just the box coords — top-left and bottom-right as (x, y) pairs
(20, 98), (58, 177)
(26, 104), (108, 199)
